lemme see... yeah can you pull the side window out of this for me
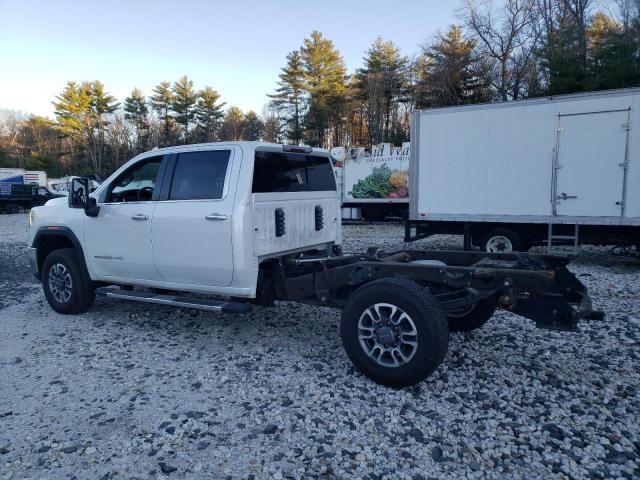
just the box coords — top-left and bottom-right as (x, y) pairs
(108, 156), (162, 203)
(169, 150), (230, 200)
(252, 151), (336, 193)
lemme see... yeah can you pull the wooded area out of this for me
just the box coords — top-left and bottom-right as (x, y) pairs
(1, 0), (638, 178)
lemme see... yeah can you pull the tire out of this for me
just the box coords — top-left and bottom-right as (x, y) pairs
(4, 204), (21, 214)
(340, 277), (449, 388)
(42, 248), (95, 314)
(446, 298), (497, 332)
(480, 228), (523, 253)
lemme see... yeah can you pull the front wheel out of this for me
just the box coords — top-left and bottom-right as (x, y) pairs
(42, 248), (95, 314)
(340, 278), (449, 387)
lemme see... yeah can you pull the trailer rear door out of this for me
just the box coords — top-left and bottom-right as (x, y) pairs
(554, 109), (630, 217)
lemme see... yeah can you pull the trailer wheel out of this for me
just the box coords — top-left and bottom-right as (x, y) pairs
(480, 228), (523, 253)
(446, 298), (497, 332)
(4, 204), (21, 214)
(42, 248), (95, 314)
(340, 278), (449, 387)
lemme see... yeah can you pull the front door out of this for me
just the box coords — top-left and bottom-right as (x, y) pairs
(555, 109), (630, 217)
(84, 156), (164, 281)
(151, 147), (236, 287)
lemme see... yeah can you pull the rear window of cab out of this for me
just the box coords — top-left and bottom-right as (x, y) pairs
(252, 151), (336, 193)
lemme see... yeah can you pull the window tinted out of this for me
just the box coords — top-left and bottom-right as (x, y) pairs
(252, 151), (336, 193)
(109, 157), (162, 202)
(169, 150), (230, 200)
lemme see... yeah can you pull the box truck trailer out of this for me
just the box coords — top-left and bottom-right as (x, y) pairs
(332, 143), (410, 220)
(405, 88), (640, 253)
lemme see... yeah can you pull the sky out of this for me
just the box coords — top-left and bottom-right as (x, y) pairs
(0, 0), (456, 118)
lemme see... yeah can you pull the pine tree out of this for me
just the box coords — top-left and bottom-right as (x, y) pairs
(268, 50), (306, 144)
(262, 112), (282, 143)
(300, 31), (348, 147)
(220, 106), (245, 140)
(243, 111), (264, 140)
(150, 81), (175, 146)
(53, 80), (118, 174)
(171, 76), (198, 143)
(356, 37), (409, 143)
(123, 87), (149, 151)
(414, 26), (490, 108)
(194, 86), (225, 142)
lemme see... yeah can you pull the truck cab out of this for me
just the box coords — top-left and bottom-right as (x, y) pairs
(28, 142), (341, 298)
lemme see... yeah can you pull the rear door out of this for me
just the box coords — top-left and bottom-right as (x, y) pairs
(555, 109), (630, 217)
(151, 147), (237, 286)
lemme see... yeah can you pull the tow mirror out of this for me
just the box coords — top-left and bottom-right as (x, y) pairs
(69, 177), (100, 217)
(69, 178), (88, 208)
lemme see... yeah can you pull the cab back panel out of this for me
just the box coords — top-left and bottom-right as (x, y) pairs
(252, 192), (338, 257)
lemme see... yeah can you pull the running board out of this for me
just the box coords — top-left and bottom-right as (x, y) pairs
(95, 287), (251, 314)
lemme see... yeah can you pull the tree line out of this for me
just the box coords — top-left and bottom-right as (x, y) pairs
(1, 0), (638, 178)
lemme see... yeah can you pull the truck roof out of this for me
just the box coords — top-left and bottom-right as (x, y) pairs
(141, 142), (330, 157)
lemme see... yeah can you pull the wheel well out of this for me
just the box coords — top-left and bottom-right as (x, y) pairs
(36, 235), (76, 275)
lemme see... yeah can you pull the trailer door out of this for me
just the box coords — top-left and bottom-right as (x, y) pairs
(554, 109), (630, 217)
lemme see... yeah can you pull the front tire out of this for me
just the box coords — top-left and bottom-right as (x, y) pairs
(446, 298), (497, 332)
(42, 248), (95, 314)
(341, 278), (449, 387)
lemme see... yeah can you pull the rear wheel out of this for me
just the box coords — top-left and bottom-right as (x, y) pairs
(480, 228), (523, 253)
(340, 277), (449, 387)
(42, 248), (95, 314)
(446, 298), (497, 332)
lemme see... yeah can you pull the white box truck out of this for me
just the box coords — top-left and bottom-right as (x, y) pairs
(24, 170), (47, 186)
(405, 88), (640, 253)
(332, 143), (410, 220)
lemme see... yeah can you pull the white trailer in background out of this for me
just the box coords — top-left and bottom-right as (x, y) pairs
(405, 88), (640, 253)
(0, 168), (25, 184)
(332, 143), (410, 220)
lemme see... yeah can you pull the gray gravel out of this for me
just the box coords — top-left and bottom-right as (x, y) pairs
(1, 214), (639, 479)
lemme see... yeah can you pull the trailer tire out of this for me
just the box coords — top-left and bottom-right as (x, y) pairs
(340, 277), (449, 388)
(446, 298), (497, 332)
(480, 228), (523, 253)
(4, 204), (21, 214)
(42, 248), (95, 314)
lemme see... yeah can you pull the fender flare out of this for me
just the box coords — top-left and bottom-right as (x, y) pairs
(32, 227), (93, 285)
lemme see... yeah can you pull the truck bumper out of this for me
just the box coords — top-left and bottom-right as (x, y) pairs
(27, 247), (39, 279)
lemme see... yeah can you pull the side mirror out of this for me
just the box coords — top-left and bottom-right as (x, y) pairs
(69, 177), (100, 217)
(69, 178), (89, 208)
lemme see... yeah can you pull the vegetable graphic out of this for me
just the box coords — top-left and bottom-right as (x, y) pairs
(350, 165), (409, 199)
(350, 165), (394, 198)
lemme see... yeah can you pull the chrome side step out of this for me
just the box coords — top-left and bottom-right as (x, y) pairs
(95, 287), (251, 314)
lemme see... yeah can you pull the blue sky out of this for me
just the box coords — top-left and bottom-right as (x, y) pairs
(0, 0), (456, 117)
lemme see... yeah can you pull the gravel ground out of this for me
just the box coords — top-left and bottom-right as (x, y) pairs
(1, 214), (639, 479)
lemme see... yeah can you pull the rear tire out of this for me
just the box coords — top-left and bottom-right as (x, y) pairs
(42, 248), (95, 314)
(480, 228), (523, 253)
(446, 298), (497, 332)
(340, 277), (449, 387)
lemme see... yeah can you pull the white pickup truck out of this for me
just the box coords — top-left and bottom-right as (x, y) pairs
(27, 142), (599, 387)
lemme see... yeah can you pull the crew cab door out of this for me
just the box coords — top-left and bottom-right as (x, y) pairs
(151, 147), (237, 286)
(84, 155), (166, 281)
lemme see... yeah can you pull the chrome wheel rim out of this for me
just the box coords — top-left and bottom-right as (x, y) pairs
(357, 303), (418, 368)
(486, 235), (513, 253)
(48, 263), (73, 303)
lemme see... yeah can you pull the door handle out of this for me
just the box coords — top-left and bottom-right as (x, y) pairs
(556, 193), (577, 200)
(131, 213), (149, 221)
(205, 213), (228, 221)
